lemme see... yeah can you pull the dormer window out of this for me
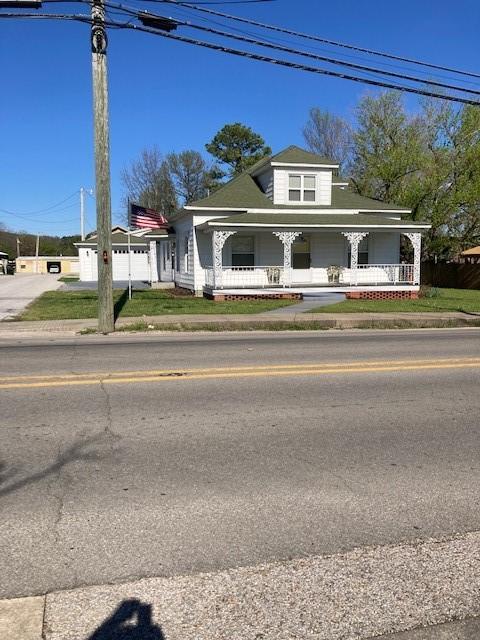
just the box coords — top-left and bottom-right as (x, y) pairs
(288, 174), (316, 202)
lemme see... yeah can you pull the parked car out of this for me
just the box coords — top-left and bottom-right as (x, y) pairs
(48, 264), (60, 274)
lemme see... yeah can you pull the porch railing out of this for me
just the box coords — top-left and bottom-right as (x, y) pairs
(205, 266), (285, 289)
(205, 264), (414, 289)
(355, 264), (414, 285)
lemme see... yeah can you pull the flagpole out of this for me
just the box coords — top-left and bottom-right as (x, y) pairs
(127, 199), (132, 301)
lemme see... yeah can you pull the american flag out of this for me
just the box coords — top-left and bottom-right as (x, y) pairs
(129, 203), (169, 229)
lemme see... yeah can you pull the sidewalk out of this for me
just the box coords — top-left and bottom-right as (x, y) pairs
(0, 310), (479, 339)
(2, 531), (480, 639)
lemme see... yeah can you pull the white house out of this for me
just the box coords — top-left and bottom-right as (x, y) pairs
(75, 226), (174, 283)
(171, 145), (430, 300)
(77, 146), (430, 299)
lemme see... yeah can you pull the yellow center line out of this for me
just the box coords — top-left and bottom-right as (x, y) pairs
(1, 358), (479, 389)
(1, 356), (480, 383)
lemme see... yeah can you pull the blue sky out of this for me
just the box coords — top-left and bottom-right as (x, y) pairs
(1, 0), (479, 237)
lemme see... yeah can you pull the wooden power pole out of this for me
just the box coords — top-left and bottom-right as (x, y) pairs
(91, 0), (114, 333)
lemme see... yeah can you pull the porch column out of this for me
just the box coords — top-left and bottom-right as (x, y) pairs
(342, 232), (368, 285)
(212, 230), (236, 289)
(273, 231), (302, 287)
(403, 232), (422, 285)
(149, 240), (159, 283)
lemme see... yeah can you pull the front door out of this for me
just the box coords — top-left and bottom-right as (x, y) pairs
(159, 241), (174, 282)
(292, 235), (311, 283)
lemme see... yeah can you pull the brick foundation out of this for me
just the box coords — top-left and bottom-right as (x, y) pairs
(205, 292), (302, 302)
(346, 290), (419, 300)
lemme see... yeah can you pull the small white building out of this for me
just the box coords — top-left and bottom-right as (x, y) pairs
(75, 226), (174, 283)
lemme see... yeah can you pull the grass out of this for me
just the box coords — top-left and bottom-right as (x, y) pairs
(58, 276), (79, 283)
(312, 288), (480, 314)
(18, 289), (296, 321)
(86, 317), (480, 334)
(114, 320), (335, 333)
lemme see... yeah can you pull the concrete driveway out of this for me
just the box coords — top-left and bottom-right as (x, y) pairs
(0, 274), (61, 320)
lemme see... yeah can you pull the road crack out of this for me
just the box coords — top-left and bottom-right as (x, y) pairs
(99, 380), (121, 445)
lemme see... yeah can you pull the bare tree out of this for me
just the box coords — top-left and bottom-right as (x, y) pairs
(303, 108), (353, 174)
(121, 147), (177, 218)
(166, 150), (213, 204)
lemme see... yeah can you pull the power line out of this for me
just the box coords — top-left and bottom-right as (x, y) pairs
(154, 0), (480, 80)
(103, 2), (480, 97)
(3, 6), (480, 106)
(2, 211), (80, 223)
(4, 9), (479, 105)
(0, 191), (80, 216)
(180, 1), (278, 4)
(0, 10), (91, 20)
(105, 18), (480, 106)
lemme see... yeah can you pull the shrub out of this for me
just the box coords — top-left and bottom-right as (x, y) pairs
(420, 285), (441, 299)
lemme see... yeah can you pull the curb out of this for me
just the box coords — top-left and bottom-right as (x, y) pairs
(0, 313), (479, 339)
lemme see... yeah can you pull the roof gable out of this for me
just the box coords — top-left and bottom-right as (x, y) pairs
(186, 145), (407, 213)
(270, 145), (338, 166)
(188, 172), (273, 210)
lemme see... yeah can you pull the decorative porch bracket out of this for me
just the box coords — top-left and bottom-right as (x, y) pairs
(403, 232), (422, 285)
(212, 230), (236, 289)
(342, 232), (369, 285)
(273, 231), (302, 287)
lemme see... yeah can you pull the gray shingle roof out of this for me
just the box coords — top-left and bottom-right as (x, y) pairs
(270, 145), (338, 166)
(189, 180), (409, 212)
(205, 213), (429, 228)
(187, 145), (408, 213)
(76, 227), (170, 246)
(188, 173), (273, 209)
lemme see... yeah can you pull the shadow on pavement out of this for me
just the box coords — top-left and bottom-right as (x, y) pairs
(0, 434), (106, 498)
(88, 599), (165, 639)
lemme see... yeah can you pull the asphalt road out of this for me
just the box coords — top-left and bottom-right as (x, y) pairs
(1, 328), (480, 599)
(0, 274), (60, 320)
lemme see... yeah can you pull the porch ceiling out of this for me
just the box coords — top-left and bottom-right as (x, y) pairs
(200, 212), (430, 231)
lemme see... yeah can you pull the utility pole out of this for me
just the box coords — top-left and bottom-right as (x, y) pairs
(35, 233), (40, 274)
(80, 187), (85, 241)
(91, 0), (114, 333)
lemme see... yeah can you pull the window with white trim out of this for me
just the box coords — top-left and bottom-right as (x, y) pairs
(288, 174), (316, 202)
(231, 235), (255, 267)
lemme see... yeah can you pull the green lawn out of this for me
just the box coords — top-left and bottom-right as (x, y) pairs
(18, 289), (295, 321)
(313, 288), (480, 313)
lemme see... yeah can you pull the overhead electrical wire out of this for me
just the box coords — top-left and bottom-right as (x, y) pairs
(101, 1), (480, 97)
(179, 1), (278, 4)
(2, 10), (479, 106)
(2, 9), (480, 106)
(0, 191), (80, 216)
(100, 18), (480, 106)
(153, 0), (480, 80)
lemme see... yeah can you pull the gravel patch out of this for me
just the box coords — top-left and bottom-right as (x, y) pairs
(44, 531), (480, 639)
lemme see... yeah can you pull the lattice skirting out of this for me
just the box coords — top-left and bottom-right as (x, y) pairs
(346, 290), (419, 300)
(205, 292), (302, 301)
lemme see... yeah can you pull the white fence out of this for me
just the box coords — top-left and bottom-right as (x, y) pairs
(205, 264), (415, 289)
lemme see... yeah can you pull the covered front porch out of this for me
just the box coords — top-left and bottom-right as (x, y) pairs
(199, 223), (424, 297)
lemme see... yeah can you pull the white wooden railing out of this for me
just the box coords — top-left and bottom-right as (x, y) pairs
(205, 264), (414, 289)
(205, 266), (285, 288)
(355, 264), (414, 285)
